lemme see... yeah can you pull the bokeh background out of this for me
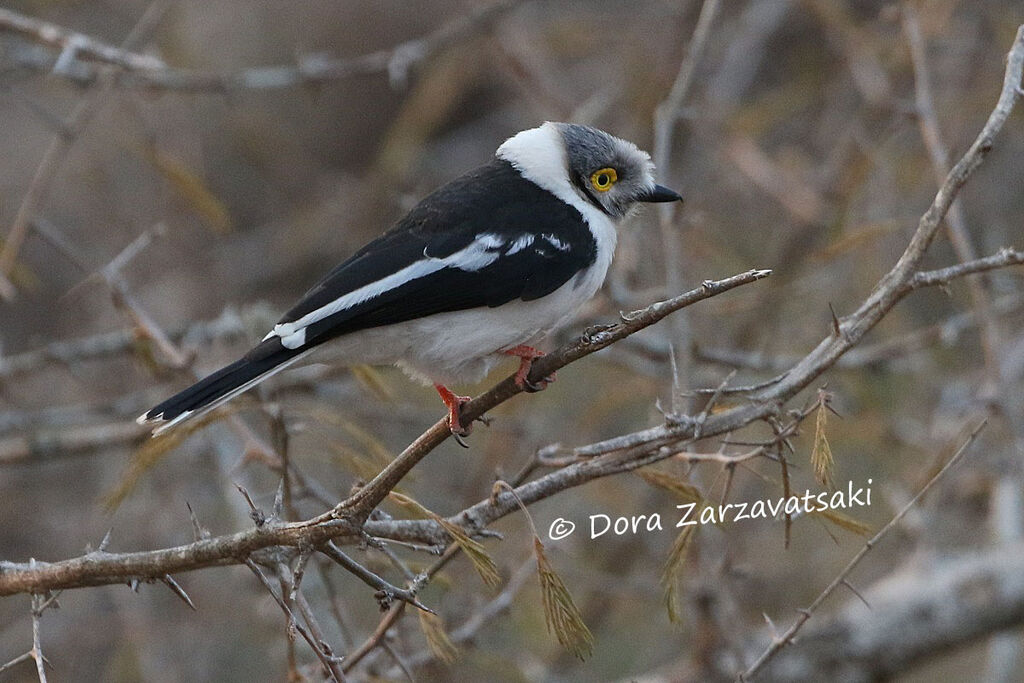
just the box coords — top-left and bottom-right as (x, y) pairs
(2, 1), (1023, 680)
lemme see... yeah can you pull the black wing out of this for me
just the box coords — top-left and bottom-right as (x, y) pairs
(276, 158), (598, 348)
(138, 158), (599, 429)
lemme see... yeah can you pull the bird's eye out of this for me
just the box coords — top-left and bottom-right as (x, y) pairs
(590, 167), (617, 192)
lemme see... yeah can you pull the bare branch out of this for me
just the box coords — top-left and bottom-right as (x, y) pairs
(651, 0), (722, 395)
(739, 419), (987, 680)
(0, 8), (166, 71)
(0, 1), (175, 299)
(8, 0), (522, 92)
(0, 269), (769, 596)
(905, 248), (1024, 291)
(750, 539), (1024, 681)
(902, 2), (1005, 397)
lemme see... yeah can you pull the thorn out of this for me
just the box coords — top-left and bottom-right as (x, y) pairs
(409, 596), (436, 614)
(272, 479), (285, 520)
(762, 612), (780, 640)
(162, 575), (197, 610)
(828, 302), (842, 337)
(291, 551), (311, 597)
(234, 482), (266, 526)
(97, 528), (113, 552)
(186, 502), (209, 541)
(841, 579), (871, 609)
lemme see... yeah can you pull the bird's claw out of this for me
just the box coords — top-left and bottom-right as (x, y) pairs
(521, 373), (556, 393)
(505, 345), (555, 393)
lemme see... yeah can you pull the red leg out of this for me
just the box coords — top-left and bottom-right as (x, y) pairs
(434, 384), (472, 436)
(502, 345), (556, 391)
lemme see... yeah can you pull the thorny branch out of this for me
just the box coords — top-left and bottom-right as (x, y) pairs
(0, 0), (520, 300)
(1, 11), (1023, 680)
(739, 419), (988, 681)
(1, 19), (1022, 618)
(651, 0), (722, 400)
(0, 268), (771, 596)
(0, 1), (175, 300)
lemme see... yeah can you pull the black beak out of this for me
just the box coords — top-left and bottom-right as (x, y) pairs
(637, 184), (683, 203)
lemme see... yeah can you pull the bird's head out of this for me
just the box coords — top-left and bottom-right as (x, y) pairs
(497, 122), (682, 221)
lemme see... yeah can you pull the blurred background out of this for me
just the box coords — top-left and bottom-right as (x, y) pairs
(1, 0), (1023, 680)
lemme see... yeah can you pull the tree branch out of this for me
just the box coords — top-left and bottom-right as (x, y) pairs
(5, 0), (522, 92)
(0, 8), (166, 71)
(751, 539), (1024, 682)
(739, 419), (987, 680)
(0, 269), (770, 596)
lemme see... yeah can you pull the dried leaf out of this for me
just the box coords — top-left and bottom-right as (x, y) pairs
(390, 492), (501, 588)
(103, 410), (228, 510)
(661, 525), (697, 623)
(534, 537), (593, 660)
(337, 419), (392, 466)
(811, 508), (872, 536)
(327, 443), (383, 481)
(144, 147), (232, 234)
(417, 610), (459, 664)
(349, 364), (395, 402)
(0, 237), (39, 290)
(635, 467), (703, 504)
(811, 399), (836, 489)
(810, 220), (900, 262)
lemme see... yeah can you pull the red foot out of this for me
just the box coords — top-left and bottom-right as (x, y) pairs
(434, 384), (472, 437)
(502, 345), (556, 392)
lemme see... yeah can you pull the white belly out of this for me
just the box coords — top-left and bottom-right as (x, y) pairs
(314, 257), (610, 387)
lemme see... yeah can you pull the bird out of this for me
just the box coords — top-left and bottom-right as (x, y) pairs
(137, 122), (682, 441)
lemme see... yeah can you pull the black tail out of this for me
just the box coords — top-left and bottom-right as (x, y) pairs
(138, 338), (307, 434)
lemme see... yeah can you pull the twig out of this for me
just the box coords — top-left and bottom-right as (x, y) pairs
(319, 542), (432, 613)
(905, 248), (1024, 291)
(342, 544), (460, 673)
(245, 560), (344, 682)
(651, 0), (721, 398)
(0, 8), (166, 71)
(306, 268), (771, 527)
(0, 304), (260, 379)
(30, 593), (48, 683)
(738, 419), (988, 680)
(901, 3), (1004, 395)
(694, 292), (1024, 373)
(0, 269), (770, 596)
(11, 0), (522, 92)
(0, 652), (34, 676)
(0, 0), (174, 299)
(389, 557), (535, 672)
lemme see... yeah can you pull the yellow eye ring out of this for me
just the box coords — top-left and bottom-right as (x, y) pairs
(590, 167), (617, 192)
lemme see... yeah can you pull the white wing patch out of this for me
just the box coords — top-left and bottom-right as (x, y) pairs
(541, 233), (570, 251)
(266, 233), (508, 346)
(506, 234), (534, 255)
